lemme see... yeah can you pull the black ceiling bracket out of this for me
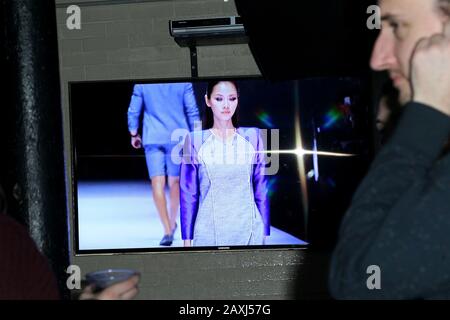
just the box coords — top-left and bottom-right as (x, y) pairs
(169, 16), (248, 78)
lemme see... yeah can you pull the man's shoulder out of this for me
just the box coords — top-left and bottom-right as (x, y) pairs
(0, 214), (29, 242)
(0, 214), (60, 299)
(0, 214), (38, 259)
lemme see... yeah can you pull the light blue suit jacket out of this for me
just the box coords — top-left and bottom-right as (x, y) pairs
(127, 83), (200, 145)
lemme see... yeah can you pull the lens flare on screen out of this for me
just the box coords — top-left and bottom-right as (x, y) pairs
(259, 148), (354, 157)
(323, 104), (347, 129)
(256, 115), (355, 239)
(256, 111), (275, 128)
(266, 176), (278, 199)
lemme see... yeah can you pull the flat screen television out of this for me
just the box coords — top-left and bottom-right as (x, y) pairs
(69, 76), (373, 254)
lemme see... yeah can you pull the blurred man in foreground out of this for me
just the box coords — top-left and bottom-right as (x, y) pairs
(330, 0), (450, 299)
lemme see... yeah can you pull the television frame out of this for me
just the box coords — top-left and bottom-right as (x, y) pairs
(69, 74), (368, 255)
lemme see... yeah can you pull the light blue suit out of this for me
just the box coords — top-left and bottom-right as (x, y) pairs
(127, 83), (200, 177)
(127, 83), (200, 145)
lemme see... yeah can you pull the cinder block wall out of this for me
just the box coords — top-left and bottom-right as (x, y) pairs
(55, 0), (325, 299)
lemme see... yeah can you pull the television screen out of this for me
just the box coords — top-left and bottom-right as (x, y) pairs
(70, 76), (373, 254)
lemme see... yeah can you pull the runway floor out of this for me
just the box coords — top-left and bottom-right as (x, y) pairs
(77, 180), (307, 250)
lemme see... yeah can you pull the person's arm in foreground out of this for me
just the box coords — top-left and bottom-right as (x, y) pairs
(329, 103), (450, 299)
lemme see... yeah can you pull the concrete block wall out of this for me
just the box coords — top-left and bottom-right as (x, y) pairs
(55, 0), (324, 299)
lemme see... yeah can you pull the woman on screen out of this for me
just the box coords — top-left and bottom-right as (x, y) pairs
(180, 80), (270, 247)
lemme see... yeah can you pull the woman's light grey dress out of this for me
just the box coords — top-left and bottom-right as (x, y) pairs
(193, 130), (264, 246)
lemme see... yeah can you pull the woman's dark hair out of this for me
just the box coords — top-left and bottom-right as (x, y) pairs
(203, 80), (239, 129)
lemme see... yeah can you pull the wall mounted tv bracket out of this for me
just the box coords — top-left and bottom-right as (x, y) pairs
(169, 16), (248, 78)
